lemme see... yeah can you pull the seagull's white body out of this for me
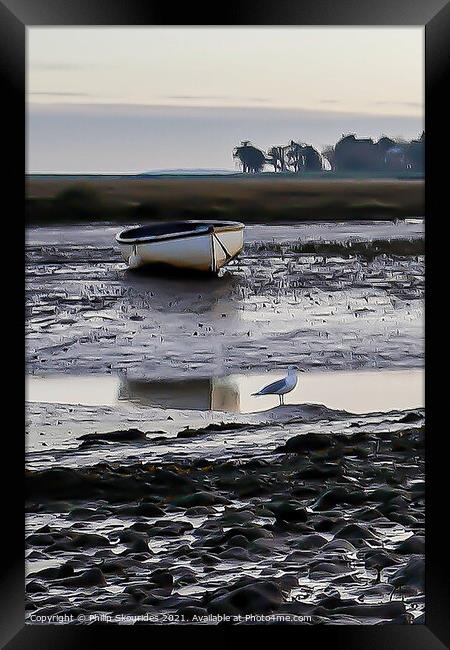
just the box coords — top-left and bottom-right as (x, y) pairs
(252, 367), (299, 405)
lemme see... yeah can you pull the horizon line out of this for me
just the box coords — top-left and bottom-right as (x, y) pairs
(27, 100), (424, 120)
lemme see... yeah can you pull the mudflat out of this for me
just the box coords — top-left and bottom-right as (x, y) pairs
(25, 219), (424, 624)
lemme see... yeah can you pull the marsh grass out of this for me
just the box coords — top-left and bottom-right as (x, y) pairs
(250, 238), (424, 258)
(26, 177), (424, 224)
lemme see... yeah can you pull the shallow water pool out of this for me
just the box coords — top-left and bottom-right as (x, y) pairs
(26, 367), (424, 415)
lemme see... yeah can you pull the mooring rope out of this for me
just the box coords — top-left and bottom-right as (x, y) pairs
(212, 233), (232, 260)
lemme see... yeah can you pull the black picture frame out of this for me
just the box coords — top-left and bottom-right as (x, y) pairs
(2, 0), (448, 646)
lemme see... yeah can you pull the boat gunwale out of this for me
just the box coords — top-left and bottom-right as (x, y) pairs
(116, 221), (244, 245)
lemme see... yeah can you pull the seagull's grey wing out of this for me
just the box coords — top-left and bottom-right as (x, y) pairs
(255, 377), (287, 395)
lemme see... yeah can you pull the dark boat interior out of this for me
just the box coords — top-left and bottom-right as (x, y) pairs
(118, 221), (216, 241)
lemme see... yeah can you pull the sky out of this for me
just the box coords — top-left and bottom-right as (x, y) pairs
(27, 27), (424, 173)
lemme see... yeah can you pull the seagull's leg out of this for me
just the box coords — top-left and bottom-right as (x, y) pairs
(374, 567), (381, 584)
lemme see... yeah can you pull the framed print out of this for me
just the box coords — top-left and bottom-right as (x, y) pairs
(1, 0), (448, 646)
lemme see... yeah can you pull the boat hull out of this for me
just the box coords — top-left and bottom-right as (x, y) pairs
(116, 222), (244, 273)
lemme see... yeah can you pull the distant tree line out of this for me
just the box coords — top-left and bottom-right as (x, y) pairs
(233, 132), (424, 174)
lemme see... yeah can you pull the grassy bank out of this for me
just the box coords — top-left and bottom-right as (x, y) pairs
(249, 238), (424, 258)
(26, 177), (424, 224)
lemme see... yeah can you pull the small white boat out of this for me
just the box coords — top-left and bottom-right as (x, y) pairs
(116, 220), (244, 273)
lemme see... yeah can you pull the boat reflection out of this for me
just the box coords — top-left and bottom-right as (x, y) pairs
(118, 376), (240, 412)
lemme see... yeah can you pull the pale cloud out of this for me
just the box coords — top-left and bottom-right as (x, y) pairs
(30, 91), (93, 97)
(28, 27), (423, 115)
(32, 62), (87, 71)
(373, 101), (423, 107)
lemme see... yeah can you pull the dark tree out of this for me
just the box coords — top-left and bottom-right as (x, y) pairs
(334, 134), (382, 171)
(385, 145), (407, 171)
(405, 133), (424, 171)
(378, 136), (397, 154)
(285, 141), (304, 173)
(321, 145), (336, 171)
(233, 141), (266, 173)
(266, 145), (288, 172)
(384, 133), (424, 172)
(302, 145), (323, 170)
(232, 132), (423, 175)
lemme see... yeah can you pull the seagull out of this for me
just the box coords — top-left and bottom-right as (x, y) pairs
(252, 366), (304, 406)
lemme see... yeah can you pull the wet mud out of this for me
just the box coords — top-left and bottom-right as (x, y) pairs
(25, 220), (424, 625)
(26, 415), (425, 625)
